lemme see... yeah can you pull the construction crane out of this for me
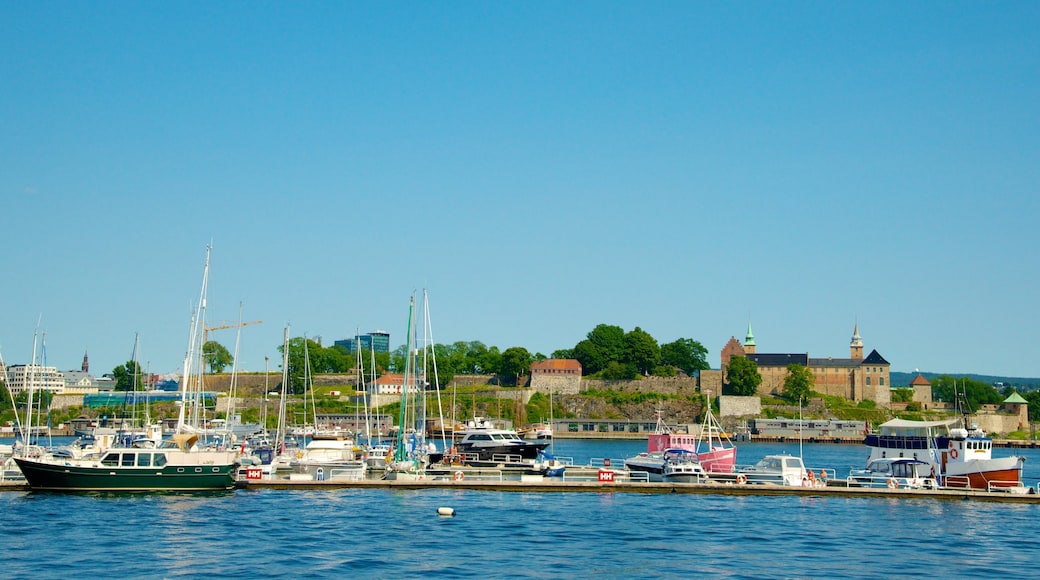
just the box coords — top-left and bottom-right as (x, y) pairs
(203, 320), (263, 343)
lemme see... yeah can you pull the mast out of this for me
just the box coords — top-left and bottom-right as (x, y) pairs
(177, 245), (211, 432)
(276, 325), (290, 455)
(394, 294), (416, 463)
(226, 302), (245, 436)
(422, 288), (448, 455)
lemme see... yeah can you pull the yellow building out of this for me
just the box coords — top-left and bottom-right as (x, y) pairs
(719, 323), (891, 407)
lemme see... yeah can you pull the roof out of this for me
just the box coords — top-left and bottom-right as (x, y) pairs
(531, 359), (582, 371)
(1003, 392), (1028, 404)
(747, 353), (808, 367)
(861, 349), (889, 365)
(880, 418), (958, 429)
(910, 374), (931, 386)
(374, 373), (405, 385)
(808, 357), (859, 368)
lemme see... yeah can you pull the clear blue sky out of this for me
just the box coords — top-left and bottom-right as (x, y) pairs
(2, 2), (1038, 379)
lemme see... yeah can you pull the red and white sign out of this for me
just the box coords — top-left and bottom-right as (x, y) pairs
(597, 469), (615, 483)
(246, 468), (263, 480)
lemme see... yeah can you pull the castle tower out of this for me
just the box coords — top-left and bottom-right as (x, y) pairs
(743, 322), (756, 354)
(850, 324), (863, 360)
(81, 351), (89, 373)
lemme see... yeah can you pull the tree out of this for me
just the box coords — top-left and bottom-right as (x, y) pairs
(203, 340), (234, 373)
(112, 360), (146, 391)
(623, 327), (660, 375)
(726, 356), (761, 396)
(659, 338), (709, 375)
(551, 348), (574, 359)
(500, 346), (533, 386)
(931, 375), (1002, 411)
(587, 324), (626, 363)
(783, 364), (814, 403)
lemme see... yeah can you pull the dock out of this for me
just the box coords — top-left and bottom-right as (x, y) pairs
(231, 477), (1040, 503)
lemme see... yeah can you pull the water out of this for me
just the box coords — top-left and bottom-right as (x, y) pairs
(3, 439), (1040, 578)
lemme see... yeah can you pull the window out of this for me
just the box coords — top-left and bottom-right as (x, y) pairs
(101, 453), (119, 467)
(154, 453), (167, 467)
(880, 377), (885, 386)
(121, 453), (135, 467)
(137, 454), (152, 467)
(866, 377), (872, 386)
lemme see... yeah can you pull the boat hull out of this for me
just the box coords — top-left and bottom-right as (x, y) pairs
(456, 441), (549, 461)
(14, 457), (236, 492)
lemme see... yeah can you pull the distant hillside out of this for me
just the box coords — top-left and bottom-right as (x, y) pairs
(890, 371), (1040, 390)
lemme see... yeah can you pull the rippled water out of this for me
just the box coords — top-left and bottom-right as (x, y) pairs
(3, 440), (1039, 578)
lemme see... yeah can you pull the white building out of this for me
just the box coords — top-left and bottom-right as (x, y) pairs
(3, 364), (66, 394)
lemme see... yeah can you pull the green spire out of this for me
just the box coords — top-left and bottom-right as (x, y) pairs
(744, 321), (756, 347)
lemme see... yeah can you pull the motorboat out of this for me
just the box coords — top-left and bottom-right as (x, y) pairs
(865, 418), (1024, 489)
(848, 458), (938, 490)
(454, 418), (549, 461)
(736, 454), (807, 486)
(13, 433), (238, 491)
(624, 448), (702, 482)
(662, 449), (708, 483)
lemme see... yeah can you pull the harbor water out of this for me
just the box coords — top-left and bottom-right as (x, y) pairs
(3, 439), (1040, 578)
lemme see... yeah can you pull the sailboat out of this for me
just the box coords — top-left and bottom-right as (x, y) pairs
(383, 291), (447, 480)
(15, 246), (240, 491)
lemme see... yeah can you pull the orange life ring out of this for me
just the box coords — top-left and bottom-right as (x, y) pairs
(736, 474), (748, 485)
(950, 448), (959, 460)
(453, 470), (465, 482)
(887, 478), (898, 489)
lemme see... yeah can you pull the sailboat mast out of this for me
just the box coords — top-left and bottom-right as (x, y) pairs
(178, 246), (211, 432)
(276, 325), (290, 454)
(395, 295), (415, 462)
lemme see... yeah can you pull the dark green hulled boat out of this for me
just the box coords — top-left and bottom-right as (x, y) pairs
(14, 436), (238, 492)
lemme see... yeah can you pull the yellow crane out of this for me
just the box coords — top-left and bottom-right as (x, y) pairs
(203, 320), (263, 343)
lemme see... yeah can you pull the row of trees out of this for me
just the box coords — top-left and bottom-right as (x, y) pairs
(180, 323), (712, 392)
(552, 324), (710, 380)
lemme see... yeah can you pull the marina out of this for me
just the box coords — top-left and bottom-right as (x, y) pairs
(2, 438), (1040, 579)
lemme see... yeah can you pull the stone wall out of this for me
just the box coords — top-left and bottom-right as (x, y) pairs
(581, 377), (700, 396)
(719, 395), (761, 418)
(530, 373), (581, 395)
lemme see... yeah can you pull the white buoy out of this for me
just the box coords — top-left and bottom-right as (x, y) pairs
(437, 507), (456, 517)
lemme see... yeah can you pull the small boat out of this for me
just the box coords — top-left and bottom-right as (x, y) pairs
(736, 454), (807, 486)
(661, 449), (708, 483)
(848, 458), (938, 490)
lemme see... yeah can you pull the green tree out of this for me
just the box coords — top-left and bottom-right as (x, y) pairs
(931, 375), (1002, 411)
(602, 361), (638, 380)
(112, 360), (146, 391)
(726, 356), (761, 396)
(572, 323), (626, 375)
(891, 388), (914, 403)
(500, 346), (533, 386)
(623, 327), (660, 375)
(783, 364), (814, 403)
(203, 340), (234, 373)
(659, 338), (709, 375)
(551, 348), (574, 359)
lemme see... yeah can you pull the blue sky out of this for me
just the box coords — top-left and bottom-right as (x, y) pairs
(2, 2), (1038, 379)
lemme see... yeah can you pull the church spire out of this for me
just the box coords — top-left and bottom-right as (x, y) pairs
(850, 324), (863, 360)
(743, 321), (756, 354)
(81, 351), (89, 373)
